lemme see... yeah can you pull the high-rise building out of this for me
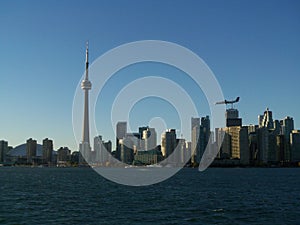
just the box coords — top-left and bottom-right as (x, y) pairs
(280, 116), (294, 162)
(226, 109), (242, 127)
(185, 141), (192, 163)
(226, 108), (239, 119)
(276, 135), (286, 163)
(117, 122), (127, 141)
(104, 141), (112, 155)
(119, 137), (134, 164)
(191, 117), (200, 164)
(116, 122), (127, 159)
(247, 124), (258, 134)
(125, 133), (140, 151)
(256, 109), (279, 164)
(26, 138), (37, 164)
(258, 115), (264, 127)
(218, 126), (249, 164)
(0, 140), (8, 163)
(257, 127), (269, 164)
(94, 135), (112, 165)
(273, 120), (281, 135)
(177, 138), (187, 164)
(249, 132), (258, 164)
(42, 138), (53, 164)
(161, 129), (176, 158)
(94, 135), (103, 164)
(259, 108), (274, 129)
(290, 130), (300, 162)
(137, 126), (148, 150)
(199, 116), (210, 159)
(57, 147), (71, 163)
(142, 127), (157, 151)
(281, 116), (294, 137)
(268, 132), (277, 163)
(79, 42), (92, 165)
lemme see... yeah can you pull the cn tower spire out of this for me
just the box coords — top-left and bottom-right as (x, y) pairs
(80, 41), (92, 163)
(85, 41), (89, 80)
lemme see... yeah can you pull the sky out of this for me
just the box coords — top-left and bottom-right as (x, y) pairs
(0, 0), (299, 151)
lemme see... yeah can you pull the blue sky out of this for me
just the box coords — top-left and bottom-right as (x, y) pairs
(0, 0), (299, 150)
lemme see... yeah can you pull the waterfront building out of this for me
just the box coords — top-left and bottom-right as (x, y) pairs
(142, 127), (157, 151)
(125, 132), (140, 152)
(134, 148), (162, 165)
(94, 135), (112, 165)
(119, 137), (134, 164)
(0, 140), (8, 163)
(42, 138), (53, 165)
(161, 129), (176, 158)
(191, 117), (200, 164)
(104, 141), (112, 151)
(268, 132), (277, 163)
(94, 135), (103, 164)
(177, 138), (187, 164)
(276, 135), (286, 163)
(116, 121), (127, 159)
(290, 130), (300, 162)
(219, 126), (249, 164)
(57, 147), (71, 164)
(138, 126), (148, 149)
(200, 116), (210, 159)
(281, 116), (294, 161)
(256, 109), (280, 164)
(26, 138), (37, 164)
(249, 132), (258, 164)
(257, 127), (270, 164)
(71, 151), (79, 164)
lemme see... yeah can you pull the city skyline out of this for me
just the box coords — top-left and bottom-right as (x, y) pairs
(2, 106), (299, 151)
(2, 106), (299, 168)
(0, 0), (299, 150)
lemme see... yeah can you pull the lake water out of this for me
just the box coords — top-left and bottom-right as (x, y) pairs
(0, 167), (299, 224)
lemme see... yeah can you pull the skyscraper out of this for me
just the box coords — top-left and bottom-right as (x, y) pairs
(57, 147), (71, 163)
(119, 137), (134, 164)
(26, 138), (37, 164)
(280, 116), (294, 162)
(143, 127), (157, 151)
(42, 138), (53, 165)
(290, 130), (300, 162)
(259, 108), (274, 129)
(161, 129), (176, 157)
(226, 109), (242, 127)
(116, 122), (127, 159)
(281, 116), (294, 137)
(0, 140), (8, 163)
(191, 117), (200, 164)
(200, 116), (210, 159)
(94, 135), (103, 164)
(79, 42), (92, 164)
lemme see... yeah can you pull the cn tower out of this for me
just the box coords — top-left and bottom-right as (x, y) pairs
(79, 42), (92, 163)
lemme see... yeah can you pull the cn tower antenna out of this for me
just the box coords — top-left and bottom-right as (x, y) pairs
(85, 41), (89, 79)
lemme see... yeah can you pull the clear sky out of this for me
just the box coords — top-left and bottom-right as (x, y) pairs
(0, 0), (299, 151)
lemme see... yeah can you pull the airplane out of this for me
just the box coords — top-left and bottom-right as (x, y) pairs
(215, 97), (240, 105)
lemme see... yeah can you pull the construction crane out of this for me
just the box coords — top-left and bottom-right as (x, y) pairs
(215, 97), (240, 108)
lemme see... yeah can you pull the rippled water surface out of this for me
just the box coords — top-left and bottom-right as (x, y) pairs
(0, 167), (299, 224)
